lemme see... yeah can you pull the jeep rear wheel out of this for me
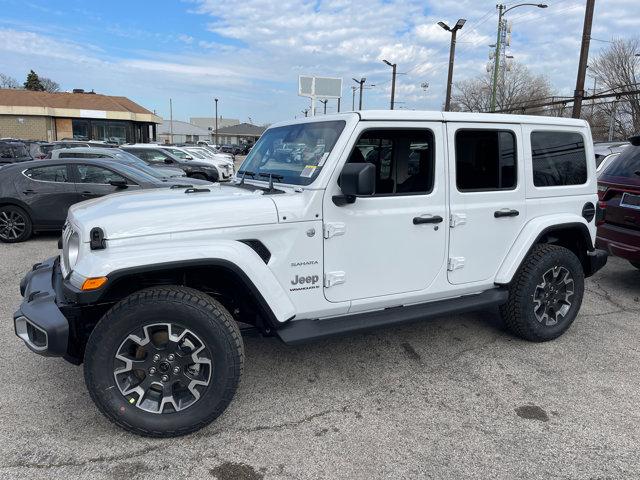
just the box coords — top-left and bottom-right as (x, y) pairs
(500, 244), (585, 342)
(84, 286), (243, 437)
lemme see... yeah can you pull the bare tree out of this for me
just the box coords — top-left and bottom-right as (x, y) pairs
(589, 38), (640, 140)
(451, 62), (554, 113)
(0, 73), (20, 89)
(40, 77), (60, 93)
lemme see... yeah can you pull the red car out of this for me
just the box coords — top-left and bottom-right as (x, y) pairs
(597, 135), (640, 269)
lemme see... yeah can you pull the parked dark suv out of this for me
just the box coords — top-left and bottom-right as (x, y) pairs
(597, 135), (640, 269)
(0, 141), (31, 165)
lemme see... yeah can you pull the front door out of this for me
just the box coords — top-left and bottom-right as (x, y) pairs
(72, 164), (141, 199)
(446, 122), (526, 284)
(323, 122), (447, 303)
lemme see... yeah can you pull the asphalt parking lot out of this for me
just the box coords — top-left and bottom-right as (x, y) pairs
(0, 237), (639, 480)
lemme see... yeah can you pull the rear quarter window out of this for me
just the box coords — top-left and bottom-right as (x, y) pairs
(531, 131), (587, 187)
(602, 145), (640, 178)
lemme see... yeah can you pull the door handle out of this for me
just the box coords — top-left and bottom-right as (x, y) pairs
(80, 191), (93, 197)
(413, 215), (443, 225)
(494, 209), (520, 218)
(22, 189), (36, 195)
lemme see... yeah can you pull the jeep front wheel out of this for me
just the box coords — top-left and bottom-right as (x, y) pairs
(84, 286), (243, 437)
(500, 244), (585, 342)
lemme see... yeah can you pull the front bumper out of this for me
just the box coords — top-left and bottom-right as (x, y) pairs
(585, 248), (609, 277)
(14, 257), (69, 356)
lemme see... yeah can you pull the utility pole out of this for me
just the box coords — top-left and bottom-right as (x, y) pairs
(608, 98), (618, 141)
(351, 86), (356, 110)
(490, 3), (547, 112)
(438, 19), (466, 111)
(352, 78), (366, 110)
(214, 97), (218, 146)
(169, 98), (173, 144)
(572, 0), (596, 118)
(383, 60), (397, 109)
(319, 99), (328, 114)
(337, 97), (341, 113)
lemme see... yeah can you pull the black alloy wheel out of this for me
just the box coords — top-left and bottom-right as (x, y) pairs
(0, 206), (32, 243)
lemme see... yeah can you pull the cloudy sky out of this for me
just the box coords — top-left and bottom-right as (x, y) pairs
(0, 0), (638, 124)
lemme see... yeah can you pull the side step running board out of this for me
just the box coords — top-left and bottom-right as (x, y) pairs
(276, 288), (508, 345)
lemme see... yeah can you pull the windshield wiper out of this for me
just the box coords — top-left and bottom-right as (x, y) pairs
(258, 173), (284, 192)
(237, 169), (255, 185)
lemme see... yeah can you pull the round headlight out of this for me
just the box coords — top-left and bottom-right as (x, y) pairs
(67, 231), (80, 270)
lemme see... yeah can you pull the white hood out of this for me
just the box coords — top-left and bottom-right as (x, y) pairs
(68, 184), (278, 241)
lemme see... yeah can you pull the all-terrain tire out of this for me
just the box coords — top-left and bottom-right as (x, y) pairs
(0, 205), (33, 243)
(84, 286), (244, 437)
(500, 244), (585, 342)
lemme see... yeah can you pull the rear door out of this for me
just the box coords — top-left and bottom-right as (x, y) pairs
(18, 164), (76, 226)
(446, 122), (526, 284)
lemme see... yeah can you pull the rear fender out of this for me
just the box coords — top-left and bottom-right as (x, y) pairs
(495, 215), (593, 284)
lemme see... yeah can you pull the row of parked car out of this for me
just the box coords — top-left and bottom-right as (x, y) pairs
(0, 140), (237, 242)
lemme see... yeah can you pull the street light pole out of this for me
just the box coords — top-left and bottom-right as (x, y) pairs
(214, 97), (218, 146)
(320, 99), (328, 114)
(352, 77), (366, 110)
(382, 60), (397, 110)
(351, 86), (356, 111)
(490, 3), (547, 112)
(438, 19), (466, 111)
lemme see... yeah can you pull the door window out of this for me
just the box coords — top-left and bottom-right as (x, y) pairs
(76, 165), (128, 184)
(131, 149), (172, 164)
(531, 131), (587, 186)
(347, 129), (435, 195)
(24, 165), (70, 182)
(455, 130), (517, 191)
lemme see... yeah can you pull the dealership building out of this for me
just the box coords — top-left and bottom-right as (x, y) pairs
(0, 89), (162, 143)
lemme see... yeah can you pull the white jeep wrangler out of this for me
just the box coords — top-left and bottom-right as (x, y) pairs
(14, 111), (607, 437)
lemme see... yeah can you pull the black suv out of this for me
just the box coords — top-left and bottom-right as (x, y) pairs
(0, 141), (31, 165)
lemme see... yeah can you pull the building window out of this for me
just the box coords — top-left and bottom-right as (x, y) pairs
(72, 120), (90, 141)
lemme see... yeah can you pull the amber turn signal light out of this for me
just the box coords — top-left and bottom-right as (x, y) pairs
(81, 277), (108, 291)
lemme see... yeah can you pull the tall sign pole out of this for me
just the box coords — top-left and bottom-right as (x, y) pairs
(572, 0), (596, 118)
(214, 98), (218, 145)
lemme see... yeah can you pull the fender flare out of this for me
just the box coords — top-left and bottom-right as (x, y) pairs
(66, 240), (296, 324)
(495, 215), (593, 284)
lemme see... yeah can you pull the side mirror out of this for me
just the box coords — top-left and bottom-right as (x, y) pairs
(109, 179), (128, 189)
(185, 155), (193, 160)
(333, 162), (375, 206)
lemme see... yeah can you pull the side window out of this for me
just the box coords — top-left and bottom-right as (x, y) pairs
(531, 131), (587, 186)
(77, 165), (127, 184)
(24, 165), (69, 182)
(59, 152), (86, 158)
(455, 130), (517, 191)
(347, 129), (435, 195)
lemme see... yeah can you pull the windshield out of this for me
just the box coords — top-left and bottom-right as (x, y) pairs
(163, 147), (191, 159)
(239, 120), (345, 185)
(603, 145), (640, 178)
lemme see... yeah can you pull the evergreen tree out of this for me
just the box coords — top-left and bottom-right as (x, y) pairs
(23, 70), (45, 91)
